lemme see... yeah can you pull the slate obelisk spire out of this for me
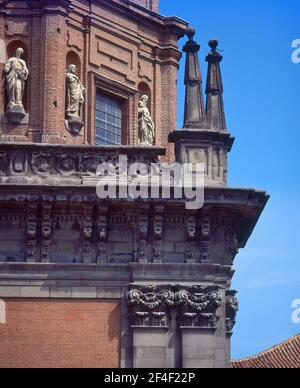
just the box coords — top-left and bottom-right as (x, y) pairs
(183, 27), (208, 129)
(205, 39), (227, 131)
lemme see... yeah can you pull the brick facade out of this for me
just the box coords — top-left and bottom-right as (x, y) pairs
(0, 299), (121, 368)
(0, 0), (186, 159)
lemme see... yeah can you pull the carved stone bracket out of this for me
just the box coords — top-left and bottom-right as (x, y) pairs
(25, 197), (39, 262)
(200, 216), (211, 263)
(97, 205), (108, 263)
(127, 285), (175, 328)
(152, 205), (165, 263)
(41, 197), (54, 263)
(82, 198), (95, 264)
(137, 205), (150, 263)
(185, 214), (197, 263)
(176, 285), (223, 329)
(226, 290), (239, 335)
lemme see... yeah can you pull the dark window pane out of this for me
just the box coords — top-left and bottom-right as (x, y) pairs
(96, 93), (122, 145)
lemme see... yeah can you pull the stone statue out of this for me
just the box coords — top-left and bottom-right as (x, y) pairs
(4, 47), (29, 116)
(66, 64), (85, 119)
(65, 64), (85, 135)
(138, 95), (155, 146)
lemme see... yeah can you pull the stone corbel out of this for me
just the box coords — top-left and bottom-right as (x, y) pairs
(0, 153), (8, 177)
(82, 199), (95, 264)
(137, 205), (150, 263)
(25, 197), (39, 262)
(200, 217), (211, 263)
(185, 214), (197, 263)
(97, 205), (109, 263)
(152, 205), (165, 263)
(41, 197), (54, 263)
(226, 290), (239, 336)
(176, 285), (223, 329)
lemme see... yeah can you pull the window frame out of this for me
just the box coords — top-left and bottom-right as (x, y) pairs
(88, 72), (138, 146)
(95, 91), (124, 146)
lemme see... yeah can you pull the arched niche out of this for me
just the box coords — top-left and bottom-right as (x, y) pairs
(66, 51), (81, 78)
(138, 82), (152, 113)
(5, 41), (29, 112)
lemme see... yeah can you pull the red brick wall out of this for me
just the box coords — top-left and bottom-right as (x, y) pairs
(0, 0), (184, 158)
(0, 299), (121, 368)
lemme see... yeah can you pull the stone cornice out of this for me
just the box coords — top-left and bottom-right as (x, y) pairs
(169, 129), (235, 151)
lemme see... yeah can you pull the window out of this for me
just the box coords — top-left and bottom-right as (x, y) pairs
(95, 93), (123, 145)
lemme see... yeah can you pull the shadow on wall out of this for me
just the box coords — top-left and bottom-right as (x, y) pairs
(108, 302), (121, 343)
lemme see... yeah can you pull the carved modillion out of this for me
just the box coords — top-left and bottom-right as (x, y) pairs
(97, 205), (108, 263)
(226, 290), (239, 335)
(200, 216), (211, 263)
(185, 214), (197, 263)
(26, 198), (38, 262)
(152, 205), (164, 263)
(82, 200), (94, 263)
(41, 198), (54, 263)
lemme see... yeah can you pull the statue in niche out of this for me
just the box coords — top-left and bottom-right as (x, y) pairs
(66, 64), (85, 119)
(4, 47), (29, 120)
(138, 95), (155, 146)
(65, 64), (85, 136)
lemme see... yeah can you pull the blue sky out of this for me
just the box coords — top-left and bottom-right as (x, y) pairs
(160, 0), (300, 359)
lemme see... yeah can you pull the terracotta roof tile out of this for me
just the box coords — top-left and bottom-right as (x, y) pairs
(232, 334), (300, 369)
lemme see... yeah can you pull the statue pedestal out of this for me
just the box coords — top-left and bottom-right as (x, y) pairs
(0, 111), (29, 140)
(65, 116), (84, 136)
(5, 105), (29, 125)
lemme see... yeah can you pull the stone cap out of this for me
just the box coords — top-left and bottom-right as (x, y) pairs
(168, 129), (235, 151)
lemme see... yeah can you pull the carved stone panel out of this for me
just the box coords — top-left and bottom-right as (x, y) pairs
(127, 285), (175, 328)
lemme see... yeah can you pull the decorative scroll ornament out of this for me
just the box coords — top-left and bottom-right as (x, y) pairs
(226, 291), (239, 334)
(127, 285), (175, 328)
(176, 285), (223, 328)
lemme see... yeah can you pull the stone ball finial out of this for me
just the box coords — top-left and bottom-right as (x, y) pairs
(209, 39), (219, 50)
(186, 27), (196, 40)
